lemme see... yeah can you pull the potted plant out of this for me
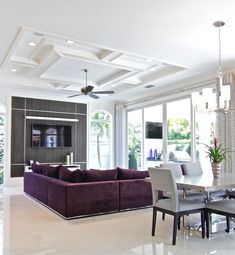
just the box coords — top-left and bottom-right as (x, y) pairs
(204, 137), (228, 178)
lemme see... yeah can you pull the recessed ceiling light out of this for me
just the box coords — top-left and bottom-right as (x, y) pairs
(27, 41), (37, 47)
(33, 32), (44, 37)
(145, 85), (155, 89)
(11, 68), (17, 72)
(66, 39), (75, 45)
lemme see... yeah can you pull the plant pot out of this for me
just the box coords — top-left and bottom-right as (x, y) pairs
(211, 162), (222, 179)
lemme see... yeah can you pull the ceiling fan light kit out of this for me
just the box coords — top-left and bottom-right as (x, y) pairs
(68, 69), (114, 99)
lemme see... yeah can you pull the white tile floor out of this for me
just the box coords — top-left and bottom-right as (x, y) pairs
(1, 186), (235, 255)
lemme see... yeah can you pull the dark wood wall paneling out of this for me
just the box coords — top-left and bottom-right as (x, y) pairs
(11, 97), (87, 177)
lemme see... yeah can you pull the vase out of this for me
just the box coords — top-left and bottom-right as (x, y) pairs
(211, 162), (222, 179)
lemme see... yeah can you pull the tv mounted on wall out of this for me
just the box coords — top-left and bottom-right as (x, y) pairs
(145, 122), (163, 139)
(32, 124), (72, 148)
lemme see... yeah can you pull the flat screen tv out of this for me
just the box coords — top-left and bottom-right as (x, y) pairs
(32, 124), (72, 148)
(145, 122), (163, 139)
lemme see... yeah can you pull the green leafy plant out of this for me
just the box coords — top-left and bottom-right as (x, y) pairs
(91, 111), (111, 168)
(204, 137), (229, 163)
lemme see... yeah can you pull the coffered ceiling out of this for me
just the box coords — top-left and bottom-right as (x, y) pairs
(1, 27), (184, 98)
(0, 1), (235, 103)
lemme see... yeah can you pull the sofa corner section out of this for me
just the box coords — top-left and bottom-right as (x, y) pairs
(119, 179), (152, 210)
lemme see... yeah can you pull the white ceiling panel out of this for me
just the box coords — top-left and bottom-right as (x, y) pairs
(0, 1), (235, 103)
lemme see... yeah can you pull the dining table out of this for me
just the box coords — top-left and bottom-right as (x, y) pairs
(174, 173), (235, 201)
(146, 172), (235, 200)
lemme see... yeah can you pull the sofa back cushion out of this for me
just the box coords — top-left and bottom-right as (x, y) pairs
(31, 163), (47, 174)
(117, 167), (149, 180)
(82, 169), (118, 182)
(42, 165), (60, 178)
(59, 166), (83, 183)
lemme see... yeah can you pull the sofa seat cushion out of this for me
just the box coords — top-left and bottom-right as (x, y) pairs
(83, 169), (118, 182)
(59, 166), (83, 183)
(117, 167), (149, 180)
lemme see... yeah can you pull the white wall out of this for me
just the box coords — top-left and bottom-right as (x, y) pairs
(0, 96), (23, 186)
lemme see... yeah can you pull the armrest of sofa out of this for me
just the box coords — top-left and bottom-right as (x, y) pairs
(24, 172), (50, 205)
(119, 179), (156, 210)
(47, 179), (119, 218)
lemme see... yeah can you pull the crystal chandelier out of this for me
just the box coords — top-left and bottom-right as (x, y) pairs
(192, 21), (230, 113)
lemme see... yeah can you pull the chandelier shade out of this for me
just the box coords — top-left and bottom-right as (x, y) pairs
(192, 21), (230, 113)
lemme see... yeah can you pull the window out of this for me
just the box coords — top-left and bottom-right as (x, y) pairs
(90, 110), (112, 169)
(144, 105), (163, 168)
(167, 98), (191, 163)
(127, 110), (142, 170)
(195, 111), (216, 164)
(125, 88), (216, 169)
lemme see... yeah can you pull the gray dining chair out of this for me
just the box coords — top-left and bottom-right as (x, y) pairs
(160, 163), (184, 220)
(148, 167), (205, 245)
(205, 199), (235, 238)
(161, 163), (204, 201)
(182, 162), (225, 200)
(160, 163), (183, 178)
(182, 162), (203, 176)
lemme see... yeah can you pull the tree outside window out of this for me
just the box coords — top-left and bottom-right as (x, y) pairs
(128, 123), (141, 169)
(167, 99), (192, 162)
(90, 111), (111, 169)
(127, 110), (142, 170)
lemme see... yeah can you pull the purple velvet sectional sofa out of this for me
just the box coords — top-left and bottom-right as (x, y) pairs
(24, 165), (159, 219)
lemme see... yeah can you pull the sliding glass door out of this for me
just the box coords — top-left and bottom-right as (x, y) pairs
(144, 105), (163, 168)
(167, 98), (191, 163)
(126, 92), (216, 170)
(127, 110), (142, 170)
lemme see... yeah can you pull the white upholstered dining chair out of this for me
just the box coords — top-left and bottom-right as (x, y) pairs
(160, 163), (183, 178)
(148, 167), (205, 245)
(161, 163), (204, 201)
(182, 162), (226, 200)
(182, 162), (203, 176)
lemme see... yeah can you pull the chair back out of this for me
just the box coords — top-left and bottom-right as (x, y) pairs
(148, 167), (178, 211)
(182, 162), (203, 176)
(160, 163), (183, 178)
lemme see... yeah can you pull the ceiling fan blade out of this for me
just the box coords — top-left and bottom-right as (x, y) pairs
(92, 91), (114, 94)
(89, 93), (100, 99)
(67, 93), (83, 98)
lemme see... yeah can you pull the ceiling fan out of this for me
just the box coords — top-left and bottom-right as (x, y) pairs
(68, 69), (114, 99)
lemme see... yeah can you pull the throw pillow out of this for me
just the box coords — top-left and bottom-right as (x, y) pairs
(82, 169), (118, 182)
(73, 169), (84, 183)
(31, 163), (47, 174)
(59, 166), (75, 182)
(43, 165), (60, 178)
(117, 167), (149, 180)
